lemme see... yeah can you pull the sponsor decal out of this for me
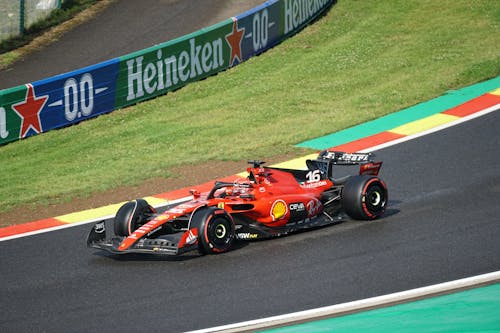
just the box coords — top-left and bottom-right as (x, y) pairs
(94, 221), (106, 234)
(289, 202), (306, 211)
(340, 152), (369, 162)
(225, 18), (245, 67)
(186, 230), (197, 245)
(47, 73), (109, 122)
(301, 180), (328, 188)
(218, 202), (225, 209)
(271, 200), (288, 220)
(125, 36), (225, 102)
(133, 220), (158, 237)
(360, 161), (382, 176)
(288, 202), (308, 223)
(237, 233), (259, 239)
(11, 84), (48, 138)
(235, 4), (280, 63)
(0, 60), (118, 145)
(178, 228), (199, 248)
(287, 202), (308, 225)
(321, 151), (337, 159)
(306, 198), (322, 216)
(322, 151), (370, 163)
(156, 214), (170, 220)
(284, 0), (330, 34)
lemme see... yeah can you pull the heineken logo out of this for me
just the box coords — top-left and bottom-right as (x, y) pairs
(126, 37), (224, 101)
(284, 0), (330, 34)
(125, 20), (244, 102)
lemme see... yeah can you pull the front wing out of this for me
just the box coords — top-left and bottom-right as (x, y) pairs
(87, 221), (198, 256)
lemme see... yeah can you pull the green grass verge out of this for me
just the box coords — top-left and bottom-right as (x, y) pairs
(0, 0), (499, 214)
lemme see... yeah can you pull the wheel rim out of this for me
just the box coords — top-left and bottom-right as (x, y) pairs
(215, 223), (227, 239)
(208, 217), (233, 248)
(369, 190), (381, 206)
(365, 183), (386, 214)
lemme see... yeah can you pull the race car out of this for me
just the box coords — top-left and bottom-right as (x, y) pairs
(87, 150), (388, 256)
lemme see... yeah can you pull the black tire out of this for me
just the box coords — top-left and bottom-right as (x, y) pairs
(342, 175), (388, 220)
(191, 206), (235, 254)
(114, 199), (155, 236)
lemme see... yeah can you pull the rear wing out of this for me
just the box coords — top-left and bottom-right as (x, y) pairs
(306, 150), (382, 179)
(316, 151), (373, 165)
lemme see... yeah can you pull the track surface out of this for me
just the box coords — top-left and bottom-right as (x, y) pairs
(1, 109), (499, 332)
(1, 1), (499, 332)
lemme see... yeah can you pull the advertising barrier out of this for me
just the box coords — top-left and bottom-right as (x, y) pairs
(0, 0), (335, 145)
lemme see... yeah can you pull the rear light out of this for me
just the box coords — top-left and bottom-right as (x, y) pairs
(359, 162), (382, 176)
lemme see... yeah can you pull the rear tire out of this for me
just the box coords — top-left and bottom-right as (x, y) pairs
(342, 175), (387, 220)
(114, 199), (155, 236)
(191, 207), (235, 254)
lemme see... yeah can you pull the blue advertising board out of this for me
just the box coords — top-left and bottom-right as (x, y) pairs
(32, 59), (119, 135)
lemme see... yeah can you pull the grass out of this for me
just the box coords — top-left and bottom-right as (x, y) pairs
(0, 0), (499, 214)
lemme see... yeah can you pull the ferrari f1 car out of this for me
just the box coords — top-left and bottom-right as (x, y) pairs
(87, 150), (388, 256)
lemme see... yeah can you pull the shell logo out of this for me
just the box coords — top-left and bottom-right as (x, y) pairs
(271, 200), (287, 221)
(156, 214), (170, 220)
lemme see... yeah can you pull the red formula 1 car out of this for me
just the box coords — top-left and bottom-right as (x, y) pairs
(87, 150), (388, 256)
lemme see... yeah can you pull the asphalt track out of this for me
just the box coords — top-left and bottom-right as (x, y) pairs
(1, 108), (499, 332)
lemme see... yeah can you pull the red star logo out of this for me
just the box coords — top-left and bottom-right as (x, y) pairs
(12, 84), (48, 138)
(225, 18), (245, 67)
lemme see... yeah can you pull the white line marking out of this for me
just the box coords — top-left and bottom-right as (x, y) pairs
(185, 271), (500, 333)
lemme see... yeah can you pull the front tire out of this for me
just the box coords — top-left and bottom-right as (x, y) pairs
(191, 207), (235, 254)
(114, 199), (156, 236)
(342, 176), (388, 220)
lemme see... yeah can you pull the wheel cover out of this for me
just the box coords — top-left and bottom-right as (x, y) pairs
(208, 217), (233, 248)
(215, 223), (227, 239)
(369, 190), (382, 206)
(365, 184), (386, 214)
